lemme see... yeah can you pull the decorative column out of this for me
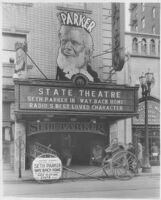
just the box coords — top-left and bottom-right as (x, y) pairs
(14, 120), (26, 174)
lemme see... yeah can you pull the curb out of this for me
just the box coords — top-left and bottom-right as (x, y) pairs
(3, 173), (160, 184)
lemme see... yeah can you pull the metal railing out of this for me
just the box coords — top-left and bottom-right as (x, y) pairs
(28, 142), (58, 159)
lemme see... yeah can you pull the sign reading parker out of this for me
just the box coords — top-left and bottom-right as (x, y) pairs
(56, 12), (100, 83)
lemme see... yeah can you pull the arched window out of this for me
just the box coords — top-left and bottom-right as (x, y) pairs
(132, 38), (138, 53)
(141, 38), (147, 54)
(150, 39), (155, 55)
(152, 7), (156, 18)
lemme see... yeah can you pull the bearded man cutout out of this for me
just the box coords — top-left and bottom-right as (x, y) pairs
(56, 25), (100, 82)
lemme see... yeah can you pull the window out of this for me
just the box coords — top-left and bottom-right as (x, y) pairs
(152, 7), (156, 18)
(150, 39), (155, 55)
(141, 38), (147, 54)
(152, 26), (156, 34)
(135, 25), (138, 32)
(2, 33), (26, 64)
(142, 18), (145, 29)
(158, 40), (160, 55)
(132, 38), (138, 53)
(141, 3), (145, 12)
(3, 127), (12, 141)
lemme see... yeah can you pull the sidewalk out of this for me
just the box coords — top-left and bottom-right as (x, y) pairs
(3, 165), (160, 183)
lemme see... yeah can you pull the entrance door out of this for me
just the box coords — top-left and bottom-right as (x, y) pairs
(71, 133), (107, 165)
(72, 133), (91, 165)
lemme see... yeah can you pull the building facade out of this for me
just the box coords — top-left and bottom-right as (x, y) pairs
(2, 3), (139, 172)
(122, 31), (160, 165)
(128, 2), (160, 165)
(130, 3), (160, 34)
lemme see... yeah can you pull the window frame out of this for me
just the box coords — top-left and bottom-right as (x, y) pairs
(2, 32), (27, 64)
(150, 39), (156, 55)
(152, 26), (156, 34)
(132, 37), (138, 53)
(152, 7), (156, 18)
(141, 3), (145, 12)
(141, 17), (145, 29)
(141, 38), (147, 54)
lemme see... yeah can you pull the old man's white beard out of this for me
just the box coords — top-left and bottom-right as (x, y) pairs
(57, 48), (93, 81)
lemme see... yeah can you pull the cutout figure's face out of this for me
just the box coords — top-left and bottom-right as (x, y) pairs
(60, 29), (85, 58)
(57, 27), (89, 71)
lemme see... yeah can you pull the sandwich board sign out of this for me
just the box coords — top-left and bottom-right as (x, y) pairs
(32, 155), (62, 182)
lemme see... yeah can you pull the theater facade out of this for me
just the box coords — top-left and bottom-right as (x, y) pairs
(2, 3), (139, 171)
(14, 78), (138, 170)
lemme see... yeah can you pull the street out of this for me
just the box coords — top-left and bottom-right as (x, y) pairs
(3, 175), (160, 198)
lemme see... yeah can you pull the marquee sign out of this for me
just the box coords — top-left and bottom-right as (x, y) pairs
(16, 82), (138, 117)
(133, 100), (160, 125)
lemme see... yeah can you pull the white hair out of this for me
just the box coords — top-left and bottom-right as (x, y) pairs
(58, 25), (94, 61)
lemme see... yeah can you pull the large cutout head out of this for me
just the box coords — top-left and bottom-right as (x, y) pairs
(56, 13), (99, 82)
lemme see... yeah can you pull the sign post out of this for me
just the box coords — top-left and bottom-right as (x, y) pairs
(19, 136), (22, 178)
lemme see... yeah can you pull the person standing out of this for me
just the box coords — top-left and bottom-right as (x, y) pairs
(137, 140), (143, 168)
(127, 143), (135, 155)
(61, 134), (72, 167)
(151, 142), (159, 161)
(127, 143), (137, 173)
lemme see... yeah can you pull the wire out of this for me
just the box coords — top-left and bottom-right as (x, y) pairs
(93, 40), (144, 59)
(19, 47), (48, 80)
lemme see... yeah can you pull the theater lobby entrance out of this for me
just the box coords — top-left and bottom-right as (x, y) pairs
(26, 119), (109, 169)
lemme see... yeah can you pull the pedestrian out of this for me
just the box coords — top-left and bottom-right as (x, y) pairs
(127, 143), (135, 155)
(90, 144), (103, 165)
(137, 140), (143, 169)
(61, 134), (72, 167)
(151, 142), (159, 161)
(127, 143), (137, 173)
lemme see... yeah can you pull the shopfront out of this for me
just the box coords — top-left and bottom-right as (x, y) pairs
(132, 97), (160, 165)
(14, 78), (139, 170)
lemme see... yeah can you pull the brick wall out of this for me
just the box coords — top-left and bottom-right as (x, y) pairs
(3, 3), (114, 82)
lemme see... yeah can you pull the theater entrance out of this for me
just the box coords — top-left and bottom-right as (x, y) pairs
(26, 131), (108, 168)
(71, 133), (107, 165)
